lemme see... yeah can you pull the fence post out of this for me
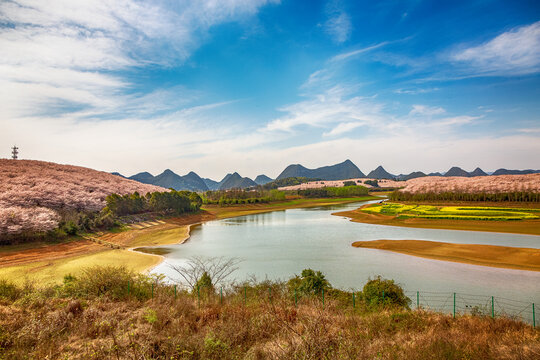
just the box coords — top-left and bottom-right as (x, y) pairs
(453, 293), (456, 318)
(417, 291), (419, 309)
(220, 287), (223, 305)
(151, 283), (154, 299)
(174, 285), (177, 300)
(533, 303), (535, 328)
(492, 296), (494, 318)
(353, 293), (355, 308)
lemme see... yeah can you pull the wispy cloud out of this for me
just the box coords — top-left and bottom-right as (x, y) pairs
(330, 42), (389, 62)
(451, 21), (540, 76)
(409, 105), (446, 116)
(265, 85), (383, 132)
(0, 0), (276, 121)
(394, 87), (439, 95)
(323, 121), (364, 136)
(324, 0), (352, 43)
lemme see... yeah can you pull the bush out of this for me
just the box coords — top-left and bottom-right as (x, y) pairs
(362, 276), (410, 309)
(288, 269), (331, 296)
(0, 279), (21, 300)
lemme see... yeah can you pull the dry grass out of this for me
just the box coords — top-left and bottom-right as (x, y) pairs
(352, 240), (540, 272)
(0, 279), (537, 360)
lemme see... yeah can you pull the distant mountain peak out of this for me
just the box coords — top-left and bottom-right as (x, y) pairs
(444, 166), (470, 177)
(219, 172), (256, 190)
(276, 160), (365, 180)
(367, 166), (394, 179)
(470, 167), (488, 177)
(254, 174), (273, 185)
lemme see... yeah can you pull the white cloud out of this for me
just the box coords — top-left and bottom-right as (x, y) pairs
(409, 105), (446, 116)
(265, 85), (384, 132)
(323, 122), (364, 136)
(394, 87), (439, 95)
(330, 42), (389, 62)
(452, 21), (540, 76)
(324, 0), (352, 44)
(0, 0), (276, 120)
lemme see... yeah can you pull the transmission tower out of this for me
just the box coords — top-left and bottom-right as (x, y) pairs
(11, 145), (18, 160)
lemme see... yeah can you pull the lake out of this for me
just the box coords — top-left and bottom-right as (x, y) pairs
(148, 201), (540, 309)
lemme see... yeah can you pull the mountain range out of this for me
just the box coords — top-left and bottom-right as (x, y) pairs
(276, 159), (365, 180)
(122, 161), (540, 191)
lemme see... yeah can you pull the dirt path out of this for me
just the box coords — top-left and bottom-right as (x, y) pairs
(352, 239), (540, 272)
(0, 240), (107, 267)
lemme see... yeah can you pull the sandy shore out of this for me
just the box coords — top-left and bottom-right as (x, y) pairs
(352, 239), (540, 272)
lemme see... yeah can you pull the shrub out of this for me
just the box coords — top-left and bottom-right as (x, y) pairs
(288, 269), (331, 296)
(362, 276), (410, 309)
(0, 279), (21, 300)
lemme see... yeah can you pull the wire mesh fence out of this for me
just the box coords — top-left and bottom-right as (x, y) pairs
(126, 279), (537, 328)
(404, 290), (537, 327)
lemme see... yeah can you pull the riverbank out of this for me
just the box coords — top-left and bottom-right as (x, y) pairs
(352, 239), (540, 272)
(0, 196), (378, 284)
(335, 202), (540, 236)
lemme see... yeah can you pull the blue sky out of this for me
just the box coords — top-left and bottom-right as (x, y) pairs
(1, 0), (539, 179)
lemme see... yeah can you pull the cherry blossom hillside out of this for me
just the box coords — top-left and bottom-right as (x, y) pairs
(0, 159), (166, 237)
(400, 174), (540, 194)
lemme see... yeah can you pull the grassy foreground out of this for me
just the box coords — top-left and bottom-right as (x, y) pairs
(335, 202), (540, 235)
(0, 266), (537, 359)
(0, 197), (378, 285)
(352, 240), (540, 272)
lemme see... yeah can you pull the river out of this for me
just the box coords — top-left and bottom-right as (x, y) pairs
(148, 200), (540, 306)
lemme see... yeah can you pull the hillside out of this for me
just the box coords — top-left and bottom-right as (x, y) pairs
(128, 170), (209, 191)
(218, 172), (257, 190)
(444, 166), (470, 177)
(182, 171), (209, 191)
(276, 159), (365, 180)
(470, 167), (488, 176)
(399, 174), (540, 194)
(203, 177), (220, 190)
(493, 168), (540, 175)
(254, 174), (273, 185)
(367, 165), (395, 179)
(0, 266), (537, 359)
(0, 160), (165, 236)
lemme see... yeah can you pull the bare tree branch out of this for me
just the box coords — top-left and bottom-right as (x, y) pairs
(169, 256), (242, 290)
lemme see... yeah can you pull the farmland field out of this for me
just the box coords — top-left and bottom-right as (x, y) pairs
(361, 203), (540, 221)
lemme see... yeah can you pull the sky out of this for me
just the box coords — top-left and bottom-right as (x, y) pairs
(1, 0), (540, 180)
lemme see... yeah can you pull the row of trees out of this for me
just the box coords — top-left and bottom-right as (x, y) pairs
(390, 191), (540, 202)
(105, 190), (203, 216)
(298, 185), (369, 198)
(202, 189), (286, 206)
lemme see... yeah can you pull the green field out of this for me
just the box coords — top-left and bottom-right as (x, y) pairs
(361, 203), (540, 221)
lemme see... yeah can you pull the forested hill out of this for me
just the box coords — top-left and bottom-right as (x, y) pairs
(276, 159), (365, 180)
(0, 159), (166, 239)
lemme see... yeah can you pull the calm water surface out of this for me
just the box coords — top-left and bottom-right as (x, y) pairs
(149, 201), (540, 302)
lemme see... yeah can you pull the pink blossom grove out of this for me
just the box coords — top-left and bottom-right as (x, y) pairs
(0, 159), (166, 236)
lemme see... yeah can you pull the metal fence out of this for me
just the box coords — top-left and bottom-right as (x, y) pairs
(130, 280), (537, 328)
(403, 290), (537, 327)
